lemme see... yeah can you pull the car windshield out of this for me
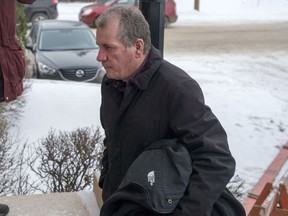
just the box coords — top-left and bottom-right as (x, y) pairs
(39, 29), (98, 51)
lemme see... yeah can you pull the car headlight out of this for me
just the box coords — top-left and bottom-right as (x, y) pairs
(82, 8), (93, 16)
(38, 62), (56, 74)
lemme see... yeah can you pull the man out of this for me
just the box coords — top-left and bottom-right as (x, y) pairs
(0, 0), (35, 103)
(96, 5), (245, 215)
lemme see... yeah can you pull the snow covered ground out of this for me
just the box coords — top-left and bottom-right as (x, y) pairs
(9, 0), (288, 209)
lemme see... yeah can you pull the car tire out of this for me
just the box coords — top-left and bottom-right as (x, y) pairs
(31, 13), (48, 25)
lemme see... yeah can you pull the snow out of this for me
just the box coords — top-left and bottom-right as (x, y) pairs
(18, 79), (102, 142)
(178, 0), (288, 24)
(78, 190), (100, 216)
(57, 0), (288, 24)
(8, 0), (288, 214)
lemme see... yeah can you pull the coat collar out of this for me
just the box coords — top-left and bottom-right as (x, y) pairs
(129, 46), (163, 90)
(103, 46), (163, 90)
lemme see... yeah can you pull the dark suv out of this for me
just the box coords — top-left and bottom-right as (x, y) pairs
(25, 0), (58, 25)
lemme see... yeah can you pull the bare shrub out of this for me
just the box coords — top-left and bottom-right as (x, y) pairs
(0, 88), (36, 196)
(0, 120), (15, 195)
(227, 175), (246, 202)
(0, 117), (35, 196)
(29, 127), (104, 193)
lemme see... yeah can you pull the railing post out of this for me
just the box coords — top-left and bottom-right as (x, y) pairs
(195, 0), (200, 11)
(139, 0), (165, 55)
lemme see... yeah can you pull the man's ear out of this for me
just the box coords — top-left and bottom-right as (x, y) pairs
(135, 39), (144, 57)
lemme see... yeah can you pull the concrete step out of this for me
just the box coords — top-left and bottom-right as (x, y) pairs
(0, 191), (100, 216)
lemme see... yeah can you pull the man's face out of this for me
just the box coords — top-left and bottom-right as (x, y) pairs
(96, 19), (140, 82)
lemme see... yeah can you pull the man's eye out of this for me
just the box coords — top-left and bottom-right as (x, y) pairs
(105, 46), (114, 51)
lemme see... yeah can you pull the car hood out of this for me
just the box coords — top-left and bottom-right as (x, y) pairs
(36, 49), (102, 69)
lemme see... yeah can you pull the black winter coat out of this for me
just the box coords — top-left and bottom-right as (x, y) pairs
(99, 46), (245, 216)
(100, 139), (192, 216)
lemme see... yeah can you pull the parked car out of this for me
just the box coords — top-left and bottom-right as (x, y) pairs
(79, 0), (178, 28)
(25, 20), (105, 83)
(24, 0), (58, 25)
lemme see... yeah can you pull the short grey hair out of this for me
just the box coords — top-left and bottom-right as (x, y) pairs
(96, 5), (152, 54)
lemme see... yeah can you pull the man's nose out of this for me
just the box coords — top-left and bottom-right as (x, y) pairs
(97, 49), (107, 62)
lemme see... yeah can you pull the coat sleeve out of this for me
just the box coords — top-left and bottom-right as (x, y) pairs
(99, 102), (109, 189)
(99, 139), (109, 189)
(17, 0), (35, 4)
(169, 79), (236, 216)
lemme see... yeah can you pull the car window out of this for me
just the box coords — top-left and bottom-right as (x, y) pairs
(38, 29), (98, 51)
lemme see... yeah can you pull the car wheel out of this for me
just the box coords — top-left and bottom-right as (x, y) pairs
(31, 13), (48, 25)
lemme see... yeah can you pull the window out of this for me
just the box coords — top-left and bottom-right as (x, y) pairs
(39, 29), (98, 51)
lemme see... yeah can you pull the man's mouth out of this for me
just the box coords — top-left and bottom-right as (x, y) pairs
(102, 64), (111, 69)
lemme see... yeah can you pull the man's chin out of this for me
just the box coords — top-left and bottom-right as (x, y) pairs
(106, 72), (118, 80)
(105, 70), (123, 81)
